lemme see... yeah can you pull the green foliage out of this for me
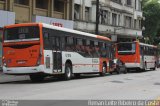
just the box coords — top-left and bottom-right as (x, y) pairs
(143, 0), (160, 44)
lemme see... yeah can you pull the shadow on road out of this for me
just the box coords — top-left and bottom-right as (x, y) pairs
(0, 74), (112, 84)
(0, 69), (158, 84)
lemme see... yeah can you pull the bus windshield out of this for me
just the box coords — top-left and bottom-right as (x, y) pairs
(117, 43), (136, 55)
(4, 26), (40, 41)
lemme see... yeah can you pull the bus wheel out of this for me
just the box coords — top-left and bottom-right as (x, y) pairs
(144, 62), (147, 71)
(29, 74), (45, 82)
(100, 64), (106, 76)
(123, 67), (127, 74)
(116, 68), (121, 74)
(74, 74), (81, 78)
(152, 63), (156, 70)
(109, 72), (113, 74)
(64, 64), (72, 80)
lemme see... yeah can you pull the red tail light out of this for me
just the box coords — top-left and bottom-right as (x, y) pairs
(2, 56), (7, 67)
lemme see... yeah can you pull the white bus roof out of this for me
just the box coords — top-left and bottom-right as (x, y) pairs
(117, 41), (157, 48)
(139, 42), (157, 48)
(42, 23), (111, 41)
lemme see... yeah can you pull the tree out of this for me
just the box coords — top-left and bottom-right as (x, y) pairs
(143, 0), (160, 44)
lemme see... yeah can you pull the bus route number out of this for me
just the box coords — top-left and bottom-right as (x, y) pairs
(92, 59), (98, 63)
(65, 54), (71, 58)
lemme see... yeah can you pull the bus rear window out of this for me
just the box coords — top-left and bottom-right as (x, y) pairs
(117, 43), (136, 55)
(4, 26), (40, 41)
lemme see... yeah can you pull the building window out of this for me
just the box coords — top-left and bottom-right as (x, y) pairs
(107, 12), (110, 25)
(100, 10), (110, 25)
(138, 19), (141, 29)
(54, 0), (64, 12)
(74, 4), (81, 20)
(134, 19), (137, 29)
(111, 0), (122, 4)
(14, 0), (29, 5)
(85, 7), (90, 21)
(138, 0), (142, 11)
(125, 16), (132, 28)
(118, 14), (121, 26)
(126, 0), (132, 6)
(36, 0), (48, 9)
(135, 0), (137, 9)
(112, 13), (117, 26)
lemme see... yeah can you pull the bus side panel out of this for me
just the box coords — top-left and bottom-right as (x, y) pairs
(144, 55), (156, 69)
(62, 52), (100, 74)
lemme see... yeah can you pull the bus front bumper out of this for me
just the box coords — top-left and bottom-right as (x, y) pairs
(125, 63), (140, 68)
(3, 65), (45, 75)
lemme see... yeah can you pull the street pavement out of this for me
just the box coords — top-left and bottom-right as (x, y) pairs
(0, 69), (160, 100)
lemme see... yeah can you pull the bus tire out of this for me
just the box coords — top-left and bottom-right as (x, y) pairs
(144, 62), (147, 71)
(64, 63), (72, 80)
(152, 63), (156, 70)
(74, 73), (81, 78)
(29, 74), (45, 82)
(127, 69), (130, 73)
(100, 64), (106, 76)
(123, 67), (127, 74)
(116, 68), (121, 74)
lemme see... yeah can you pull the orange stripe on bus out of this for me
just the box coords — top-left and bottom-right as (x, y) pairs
(61, 64), (99, 66)
(73, 64), (99, 66)
(5, 23), (40, 28)
(96, 35), (111, 41)
(3, 41), (40, 46)
(39, 23), (44, 64)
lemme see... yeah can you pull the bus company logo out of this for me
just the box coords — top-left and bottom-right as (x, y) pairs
(2, 100), (19, 106)
(52, 22), (63, 27)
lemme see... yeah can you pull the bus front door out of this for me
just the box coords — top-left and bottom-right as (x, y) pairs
(140, 46), (145, 69)
(52, 37), (62, 73)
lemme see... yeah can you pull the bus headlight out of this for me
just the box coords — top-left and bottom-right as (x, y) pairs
(2, 57), (7, 67)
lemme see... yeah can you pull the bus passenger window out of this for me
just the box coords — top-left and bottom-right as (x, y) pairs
(65, 36), (74, 51)
(50, 36), (56, 50)
(85, 40), (92, 57)
(90, 41), (94, 57)
(43, 32), (51, 50)
(55, 37), (60, 50)
(76, 38), (82, 52)
(98, 42), (107, 58)
(94, 41), (100, 57)
(81, 39), (86, 53)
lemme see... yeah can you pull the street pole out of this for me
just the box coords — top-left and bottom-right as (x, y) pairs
(112, 28), (117, 42)
(95, 0), (99, 35)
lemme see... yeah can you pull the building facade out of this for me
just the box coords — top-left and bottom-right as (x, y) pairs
(0, 0), (143, 42)
(73, 0), (143, 42)
(0, 0), (73, 27)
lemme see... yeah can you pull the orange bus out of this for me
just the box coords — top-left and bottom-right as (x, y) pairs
(2, 23), (114, 81)
(116, 41), (157, 71)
